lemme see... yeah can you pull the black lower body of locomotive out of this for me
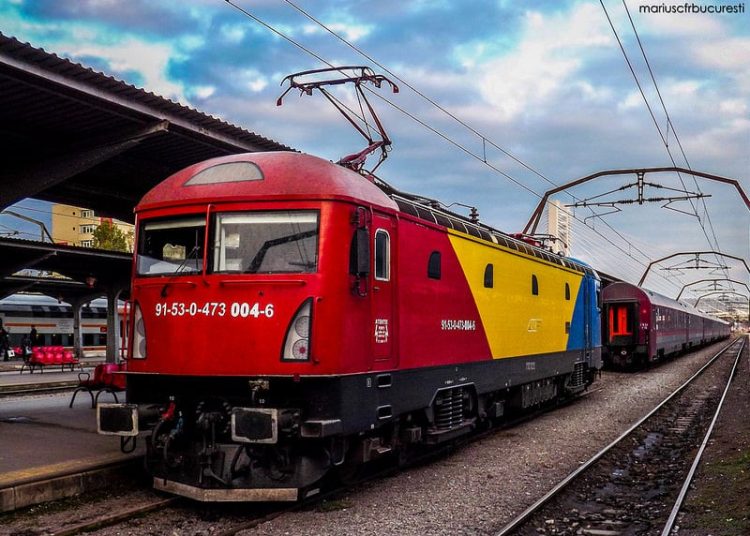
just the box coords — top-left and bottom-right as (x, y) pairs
(99, 349), (601, 501)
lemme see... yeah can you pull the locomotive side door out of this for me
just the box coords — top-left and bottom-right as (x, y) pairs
(370, 212), (397, 370)
(583, 278), (593, 359)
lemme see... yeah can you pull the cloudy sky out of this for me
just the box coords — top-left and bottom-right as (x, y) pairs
(1, 0), (748, 311)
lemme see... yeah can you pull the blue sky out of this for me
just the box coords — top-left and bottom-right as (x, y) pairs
(1, 0), (748, 312)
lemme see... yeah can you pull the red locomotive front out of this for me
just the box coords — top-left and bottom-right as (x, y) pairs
(103, 152), (408, 500)
(127, 152), (396, 379)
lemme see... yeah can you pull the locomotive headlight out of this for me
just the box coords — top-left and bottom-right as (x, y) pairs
(132, 302), (147, 359)
(282, 299), (312, 361)
(294, 315), (310, 337)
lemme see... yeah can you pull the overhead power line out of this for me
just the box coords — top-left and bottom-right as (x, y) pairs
(618, 0), (731, 289)
(221, 0), (697, 293)
(600, 0), (730, 283)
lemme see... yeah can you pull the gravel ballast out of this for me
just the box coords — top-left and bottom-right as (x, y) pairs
(242, 341), (734, 536)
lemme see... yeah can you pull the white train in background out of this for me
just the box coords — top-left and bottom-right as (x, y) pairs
(0, 294), (127, 354)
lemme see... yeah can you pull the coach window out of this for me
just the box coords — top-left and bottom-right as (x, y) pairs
(565, 282), (570, 300)
(428, 251), (441, 279)
(374, 229), (390, 280)
(484, 263), (494, 288)
(531, 274), (539, 295)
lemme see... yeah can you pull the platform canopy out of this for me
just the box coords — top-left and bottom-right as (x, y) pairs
(0, 33), (293, 223)
(0, 237), (132, 302)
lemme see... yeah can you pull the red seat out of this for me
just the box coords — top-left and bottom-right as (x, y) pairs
(20, 349), (43, 374)
(53, 351), (64, 370)
(62, 350), (80, 371)
(69, 363), (126, 408)
(95, 363), (127, 404)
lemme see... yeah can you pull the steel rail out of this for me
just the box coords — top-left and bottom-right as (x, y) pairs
(661, 334), (747, 535)
(49, 497), (179, 536)
(495, 337), (743, 536)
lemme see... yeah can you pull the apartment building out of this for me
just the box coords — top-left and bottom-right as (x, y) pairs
(51, 204), (133, 251)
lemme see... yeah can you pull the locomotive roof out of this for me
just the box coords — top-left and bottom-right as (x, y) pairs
(603, 281), (728, 324)
(137, 152), (398, 212)
(138, 151), (593, 275)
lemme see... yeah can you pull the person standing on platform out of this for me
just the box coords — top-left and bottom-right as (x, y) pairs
(30, 325), (38, 346)
(0, 322), (9, 361)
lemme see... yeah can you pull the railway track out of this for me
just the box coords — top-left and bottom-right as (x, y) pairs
(9, 374), (604, 535)
(496, 335), (747, 536)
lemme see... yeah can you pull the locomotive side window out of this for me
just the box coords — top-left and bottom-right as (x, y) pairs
(565, 282), (570, 300)
(484, 263), (494, 288)
(531, 274), (539, 295)
(374, 230), (390, 281)
(428, 251), (441, 280)
(137, 217), (206, 276)
(212, 211), (318, 274)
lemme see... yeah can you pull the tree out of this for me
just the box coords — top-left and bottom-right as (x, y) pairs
(92, 220), (131, 252)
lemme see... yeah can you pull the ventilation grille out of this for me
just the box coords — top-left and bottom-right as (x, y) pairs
(434, 387), (464, 430)
(570, 362), (587, 388)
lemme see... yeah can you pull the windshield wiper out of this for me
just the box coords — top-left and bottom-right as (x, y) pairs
(245, 230), (316, 273)
(161, 245), (200, 297)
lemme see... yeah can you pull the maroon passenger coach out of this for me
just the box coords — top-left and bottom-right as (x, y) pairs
(602, 281), (730, 368)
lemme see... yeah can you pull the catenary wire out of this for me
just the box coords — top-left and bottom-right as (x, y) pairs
(280, 0), (683, 273)
(221, 0), (707, 294)
(600, 0), (728, 278)
(619, 0), (731, 288)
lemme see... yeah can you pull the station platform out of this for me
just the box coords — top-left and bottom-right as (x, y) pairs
(0, 364), (143, 513)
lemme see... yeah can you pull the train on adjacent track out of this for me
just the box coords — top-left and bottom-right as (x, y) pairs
(602, 281), (730, 368)
(98, 151), (604, 501)
(0, 294), (111, 350)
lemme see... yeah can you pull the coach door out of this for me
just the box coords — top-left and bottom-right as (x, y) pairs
(371, 213), (396, 370)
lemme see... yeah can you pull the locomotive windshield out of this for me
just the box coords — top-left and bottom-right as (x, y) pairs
(212, 211), (319, 274)
(137, 217), (206, 276)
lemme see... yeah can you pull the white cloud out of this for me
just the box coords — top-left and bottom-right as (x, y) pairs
(718, 99), (748, 116)
(64, 38), (185, 100)
(237, 69), (269, 93)
(476, 4), (614, 122)
(302, 21), (372, 42)
(220, 23), (246, 44)
(192, 85), (216, 99)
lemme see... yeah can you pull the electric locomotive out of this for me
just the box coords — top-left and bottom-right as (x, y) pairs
(98, 151), (602, 501)
(602, 281), (730, 368)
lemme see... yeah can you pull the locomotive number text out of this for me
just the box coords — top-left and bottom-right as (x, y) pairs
(154, 302), (275, 319)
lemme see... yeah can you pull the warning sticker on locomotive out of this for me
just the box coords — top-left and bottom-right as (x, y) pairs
(440, 319), (476, 331)
(374, 318), (389, 343)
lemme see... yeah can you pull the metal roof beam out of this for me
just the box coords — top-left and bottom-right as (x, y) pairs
(0, 121), (168, 210)
(0, 46), (274, 153)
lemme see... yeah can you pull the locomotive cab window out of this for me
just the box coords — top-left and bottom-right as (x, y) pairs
(531, 274), (539, 295)
(565, 282), (570, 300)
(374, 229), (390, 281)
(212, 211), (318, 274)
(137, 217), (206, 276)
